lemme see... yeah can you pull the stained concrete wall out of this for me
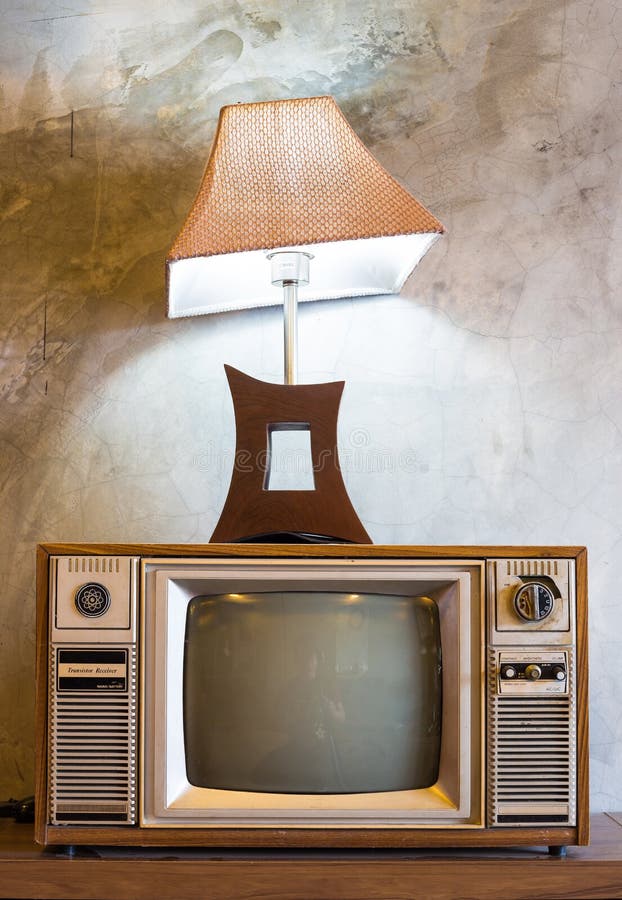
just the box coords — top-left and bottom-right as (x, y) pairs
(1, 1), (620, 811)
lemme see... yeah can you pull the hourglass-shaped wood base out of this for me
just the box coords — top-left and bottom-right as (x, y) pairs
(210, 366), (371, 544)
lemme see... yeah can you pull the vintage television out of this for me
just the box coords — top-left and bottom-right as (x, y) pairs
(35, 543), (588, 852)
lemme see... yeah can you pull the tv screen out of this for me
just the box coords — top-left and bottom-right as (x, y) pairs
(183, 591), (442, 794)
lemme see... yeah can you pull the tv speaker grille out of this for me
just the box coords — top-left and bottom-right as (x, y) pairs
(67, 557), (122, 574)
(504, 559), (560, 577)
(48, 646), (137, 825)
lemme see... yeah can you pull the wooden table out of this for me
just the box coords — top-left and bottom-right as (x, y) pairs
(1, 814), (621, 899)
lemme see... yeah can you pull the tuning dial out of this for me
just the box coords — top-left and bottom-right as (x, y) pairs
(514, 581), (555, 622)
(501, 665), (517, 680)
(525, 664), (542, 681)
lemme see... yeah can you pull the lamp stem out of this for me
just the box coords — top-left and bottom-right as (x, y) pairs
(268, 250), (313, 386)
(283, 281), (298, 385)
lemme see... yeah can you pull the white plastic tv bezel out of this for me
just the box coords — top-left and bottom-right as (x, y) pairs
(140, 558), (485, 828)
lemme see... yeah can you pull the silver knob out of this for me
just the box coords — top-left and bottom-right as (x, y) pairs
(501, 665), (517, 679)
(514, 582), (555, 622)
(525, 664), (542, 681)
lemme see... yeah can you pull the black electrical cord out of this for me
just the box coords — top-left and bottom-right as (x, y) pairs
(0, 796), (34, 822)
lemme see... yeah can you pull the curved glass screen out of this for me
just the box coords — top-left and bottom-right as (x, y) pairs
(183, 591), (441, 794)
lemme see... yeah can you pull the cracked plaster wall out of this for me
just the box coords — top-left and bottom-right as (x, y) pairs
(1, 0), (621, 812)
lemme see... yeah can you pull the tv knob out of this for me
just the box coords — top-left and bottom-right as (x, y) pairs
(553, 666), (566, 681)
(513, 581), (555, 622)
(74, 582), (111, 618)
(525, 664), (542, 681)
(501, 665), (517, 679)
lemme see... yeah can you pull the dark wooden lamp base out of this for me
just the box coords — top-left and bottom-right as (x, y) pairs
(210, 366), (371, 543)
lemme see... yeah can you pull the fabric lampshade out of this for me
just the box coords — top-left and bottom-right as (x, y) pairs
(166, 95), (444, 318)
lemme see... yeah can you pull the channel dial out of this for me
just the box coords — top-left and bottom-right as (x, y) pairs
(513, 581), (555, 622)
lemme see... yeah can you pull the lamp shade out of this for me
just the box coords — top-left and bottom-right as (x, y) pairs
(166, 95), (444, 318)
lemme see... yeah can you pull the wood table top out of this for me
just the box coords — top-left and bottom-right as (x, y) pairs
(1, 813), (621, 899)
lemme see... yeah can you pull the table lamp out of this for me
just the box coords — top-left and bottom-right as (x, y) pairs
(166, 95), (444, 543)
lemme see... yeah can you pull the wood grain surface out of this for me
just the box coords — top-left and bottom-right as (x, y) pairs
(1, 815), (620, 900)
(210, 366), (371, 542)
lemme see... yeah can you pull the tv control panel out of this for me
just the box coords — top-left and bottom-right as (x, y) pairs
(47, 555), (138, 827)
(496, 650), (568, 694)
(486, 557), (577, 829)
(489, 559), (573, 643)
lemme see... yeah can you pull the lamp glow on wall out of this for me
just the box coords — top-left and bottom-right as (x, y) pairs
(166, 96), (444, 544)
